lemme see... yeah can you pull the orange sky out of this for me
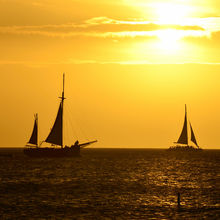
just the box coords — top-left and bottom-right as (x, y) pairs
(0, 0), (220, 148)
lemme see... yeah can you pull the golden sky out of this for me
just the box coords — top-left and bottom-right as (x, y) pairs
(1, 0), (220, 148)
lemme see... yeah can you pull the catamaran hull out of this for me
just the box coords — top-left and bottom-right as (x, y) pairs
(23, 148), (80, 158)
(168, 146), (203, 151)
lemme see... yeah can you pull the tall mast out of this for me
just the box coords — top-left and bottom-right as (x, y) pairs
(36, 113), (38, 147)
(185, 104), (188, 145)
(62, 73), (65, 102)
(45, 73), (66, 148)
(60, 73), (65, 148)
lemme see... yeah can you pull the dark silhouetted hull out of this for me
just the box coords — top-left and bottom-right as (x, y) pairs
(168, 145), (203, 152)
(23, 147), (80, 158)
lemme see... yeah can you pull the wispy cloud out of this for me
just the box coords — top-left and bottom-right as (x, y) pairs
(0, 17), (208, 39)
(1, 59), (220, 66)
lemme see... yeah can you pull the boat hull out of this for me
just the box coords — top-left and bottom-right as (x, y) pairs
(23, 147), (80, 158)
(168, 145), (203, 151)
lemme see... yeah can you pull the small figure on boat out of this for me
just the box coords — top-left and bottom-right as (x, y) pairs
(71, 140), (79, 148)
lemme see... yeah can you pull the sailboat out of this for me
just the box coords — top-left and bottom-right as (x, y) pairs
(169, 105), (202, 151)
(24, 73), (97, 157)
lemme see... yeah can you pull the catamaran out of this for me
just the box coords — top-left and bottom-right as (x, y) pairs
(169, 105), (202, 151)
(24, 73), (97, 157)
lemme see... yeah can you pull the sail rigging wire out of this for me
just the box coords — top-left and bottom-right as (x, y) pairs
(67, 100), (97, 140)
(67, 104), (87, 139)
(65, 102), (93, 141)
(63, 104), (80, 145)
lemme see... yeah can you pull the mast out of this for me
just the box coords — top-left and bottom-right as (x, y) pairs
(60, 73), (65, 148)
(36, 113), (38, 147)
(185, 104), (188, 145)
(45, 73), (65, 148)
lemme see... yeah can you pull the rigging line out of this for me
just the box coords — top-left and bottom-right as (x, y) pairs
(65, 103), (84, 141)
(64, 104), (80, 142)
(65, 102), (90, 141)
(63, 118), (70, 146)
(68, 101), (87, 139)
(73, 103), (97, 140)
(65, 108), (83, 145)
(67, 100), (97, 139)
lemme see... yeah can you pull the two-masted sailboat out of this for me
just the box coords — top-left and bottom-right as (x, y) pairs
(24, 74), (97, 157)
(169, 105), (202, 151)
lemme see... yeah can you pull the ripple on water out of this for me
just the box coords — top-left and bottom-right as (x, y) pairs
(0, 149), (219, 219)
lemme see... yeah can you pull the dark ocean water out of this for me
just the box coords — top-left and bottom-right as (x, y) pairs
(0, 148), (219, 219)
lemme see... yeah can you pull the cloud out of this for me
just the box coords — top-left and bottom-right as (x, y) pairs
(1, 59), (220, 66)
(183, 30), (220, 45)
(0, 17), (206, 38)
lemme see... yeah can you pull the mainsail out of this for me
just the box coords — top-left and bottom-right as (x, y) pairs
(28, 114), (38, 146)
(45, 74), (65, 147)
(190, 122), (199, 147)
(45, 102), (63, 146)
(176, 105), (188, 145)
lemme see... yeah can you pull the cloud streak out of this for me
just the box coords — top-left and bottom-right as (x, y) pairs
(0, 17), (207, 38)
(1, 59), (220, 66)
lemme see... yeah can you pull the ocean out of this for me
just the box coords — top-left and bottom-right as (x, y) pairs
(0, 148), (219, 219)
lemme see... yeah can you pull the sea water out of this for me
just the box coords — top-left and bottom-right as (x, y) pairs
(0, 148), (219, 219)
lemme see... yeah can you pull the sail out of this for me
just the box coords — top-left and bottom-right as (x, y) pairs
(176, 106), (188, 145)
(28, 114), (38, 146)
(45, 102), (63, 146)
(190, 122), (199, 147)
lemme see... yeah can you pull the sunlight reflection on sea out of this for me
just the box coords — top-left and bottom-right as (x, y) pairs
(0, 148), (219, 219)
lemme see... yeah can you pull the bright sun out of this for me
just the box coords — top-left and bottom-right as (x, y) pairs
(156, 29), (181, 53)
(152, 3), (191, 54)
(131, 1), (199, 59)
(153, 3), (190, 24)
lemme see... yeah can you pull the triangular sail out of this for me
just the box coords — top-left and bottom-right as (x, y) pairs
(176, 105), (188, 145)
(45, 102), (63, 146)
(190, 122), (199, 147)
(28, 114), (38, 146)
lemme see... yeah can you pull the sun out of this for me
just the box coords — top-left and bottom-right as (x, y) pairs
(153, 3), (191, 25)
(151, 3), (191, 54)
(128, 1), (200, 60)
(156, 29), (182, 54)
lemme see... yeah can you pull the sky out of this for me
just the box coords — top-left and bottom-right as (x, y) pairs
(0, 0), (220, 148)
